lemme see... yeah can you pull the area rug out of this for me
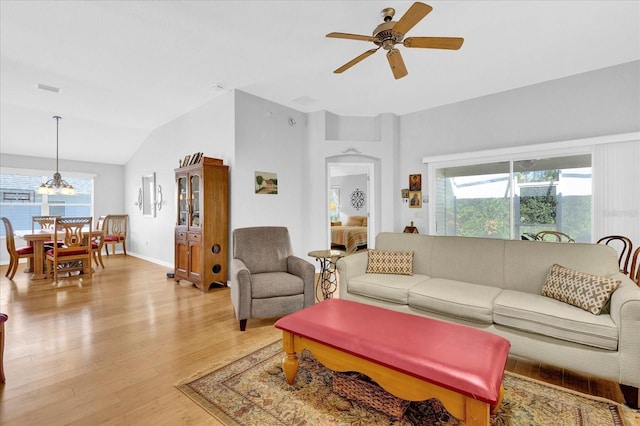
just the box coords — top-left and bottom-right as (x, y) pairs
(176, 341), (640, 425)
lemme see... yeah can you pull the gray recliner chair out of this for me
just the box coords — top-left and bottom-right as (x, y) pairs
(230, 226), (315, 331)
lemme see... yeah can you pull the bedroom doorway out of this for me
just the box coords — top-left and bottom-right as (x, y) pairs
(327, 161), (375, 252)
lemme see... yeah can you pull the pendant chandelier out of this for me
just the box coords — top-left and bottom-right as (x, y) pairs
(37, 115), (76, 195)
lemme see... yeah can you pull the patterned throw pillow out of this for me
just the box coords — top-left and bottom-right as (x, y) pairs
(541, 264), (621, 315)
(366, 250), (413, 275)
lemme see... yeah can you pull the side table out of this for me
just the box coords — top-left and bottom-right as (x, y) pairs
(308, 249), (346, 301)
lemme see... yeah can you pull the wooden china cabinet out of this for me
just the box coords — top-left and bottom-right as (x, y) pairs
(174, 157), (229, 292)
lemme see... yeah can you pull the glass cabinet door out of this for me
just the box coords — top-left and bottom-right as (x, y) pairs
(190, 174), (200, 227)
(177, 176), (188, 226)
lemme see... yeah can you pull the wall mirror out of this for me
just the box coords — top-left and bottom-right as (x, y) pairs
(142, 172), (157, 217)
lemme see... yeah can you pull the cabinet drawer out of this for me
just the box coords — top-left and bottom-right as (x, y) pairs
(176, 231), (187, 241)
(187, 233), (202, 242)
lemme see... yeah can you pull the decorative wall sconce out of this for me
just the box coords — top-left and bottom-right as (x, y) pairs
(134, 172), (162, 217)
(136, 188), (143, 210)
(155, 185), (163, 211)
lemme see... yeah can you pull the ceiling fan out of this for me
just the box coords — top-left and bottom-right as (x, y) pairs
(326, 2), (464, 79)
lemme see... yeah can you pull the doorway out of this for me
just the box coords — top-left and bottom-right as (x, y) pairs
(326, 161), (375, 252)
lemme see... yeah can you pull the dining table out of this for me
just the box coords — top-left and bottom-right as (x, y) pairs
(15, 228), (104, 280)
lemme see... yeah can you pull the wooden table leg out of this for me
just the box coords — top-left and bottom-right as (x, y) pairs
(30, 240), (47, 280)
(281, 331), (299, 385)
(24, 240), (35, 273)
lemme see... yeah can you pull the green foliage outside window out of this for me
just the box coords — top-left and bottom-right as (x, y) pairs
(519, 184), (557, 225)
(455, 198), (510, 239)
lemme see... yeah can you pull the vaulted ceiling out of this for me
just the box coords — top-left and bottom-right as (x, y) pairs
(1, 1), (638, 164)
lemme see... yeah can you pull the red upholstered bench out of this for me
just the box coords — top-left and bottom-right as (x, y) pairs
(274, 299), (510, 426)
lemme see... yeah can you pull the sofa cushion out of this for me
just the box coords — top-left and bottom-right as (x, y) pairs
(494, 290), (618, 350)
(408, 278), (502, 324)
(251, 272), (304, 298)
(375, 233), (434, 276)
(503, 240), (620, 294)
(541, 264), (621, 315)
(366, 250), (413, 275)
(429, 236), (506, 288)
(348, 273), (430, 304)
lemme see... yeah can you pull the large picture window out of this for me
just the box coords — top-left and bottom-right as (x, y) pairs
(430, 153), (592, 242)
(0, 171), (93, 236)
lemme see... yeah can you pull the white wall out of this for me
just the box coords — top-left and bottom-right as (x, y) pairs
(124, 91), (235, 266)
(305, 111), (400, 262)
(400, 60), (640, 235)
(7, 62), (635, 268)
(232, 91), (308, 256)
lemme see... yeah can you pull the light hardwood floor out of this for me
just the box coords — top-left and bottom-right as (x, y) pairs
(0, 255), (628, 425)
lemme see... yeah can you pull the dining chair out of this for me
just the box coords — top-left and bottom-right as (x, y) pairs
(521, 233), (540, 241)
(91, 216), (107, 269)
(1, 217), (34, 280)
(32, 215), (62, 251)
(103, 214), (128, 256)
(630, 246), (640, 286)
(91, 233), (105, 269)
(535, 230), (575, 243)
(596, 235), (633, 276)
(45, 216), (93, 282)
(0, 312), (7, 383)
(31, 215), (59, 232)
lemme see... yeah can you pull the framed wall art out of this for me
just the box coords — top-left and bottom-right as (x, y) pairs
(409, 174), (421, 191)
(255, 171), (278, 194)
(409, 191), (421, 208)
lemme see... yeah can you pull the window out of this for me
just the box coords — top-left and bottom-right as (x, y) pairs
(329, 187), (340, 222)
(430, 154), (592, 242)
(0, 171), (93, 236)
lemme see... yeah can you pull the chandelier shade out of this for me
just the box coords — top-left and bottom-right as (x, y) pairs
(37, 115), (76, 196)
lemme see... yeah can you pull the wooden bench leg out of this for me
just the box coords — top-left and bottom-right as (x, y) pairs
(465, 397), (490, 426)
(491, 384), (504, 415)
(281, 331), (299, 385)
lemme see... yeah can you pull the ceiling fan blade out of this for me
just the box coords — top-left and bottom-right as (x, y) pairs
(326, 32), (377, 42)
(333, 48), (379, 74)
(386, 48), (408, 79)
(403, 36), (464, 50)
(393, 2), (433, 36)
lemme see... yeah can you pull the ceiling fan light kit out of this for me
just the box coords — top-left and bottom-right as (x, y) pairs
(326, 2), (463, 79)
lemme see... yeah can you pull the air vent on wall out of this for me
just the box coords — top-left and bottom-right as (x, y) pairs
(36, 83), (62, 93)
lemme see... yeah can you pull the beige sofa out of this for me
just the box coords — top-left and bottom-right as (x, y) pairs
(336, 232), (640, 399)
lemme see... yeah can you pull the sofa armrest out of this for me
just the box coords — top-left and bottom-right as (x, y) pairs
(336, 251), (369, 299)
(230, 258), (252, 320)
(609, 274), (640, 387)
(287, 255), (316, 307)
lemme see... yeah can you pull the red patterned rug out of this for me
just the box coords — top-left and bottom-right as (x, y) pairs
(176, 341), (639, 425)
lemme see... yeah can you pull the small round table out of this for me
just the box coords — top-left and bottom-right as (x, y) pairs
(308, 249), (346, 301)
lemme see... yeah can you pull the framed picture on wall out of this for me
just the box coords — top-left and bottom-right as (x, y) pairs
(255, 171), (278, 194)
(409, 174), (421, 191)
(409, 191), (421, 208)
